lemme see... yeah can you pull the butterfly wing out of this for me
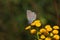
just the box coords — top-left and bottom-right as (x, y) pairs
(27, 10), (36, 23)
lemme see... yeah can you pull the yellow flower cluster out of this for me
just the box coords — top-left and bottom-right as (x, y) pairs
(39, 25), (59, 40)
(31, 20), (41, 27)
(25, 20), (60, 40)
(25, 20), (41, 34)
(45, 25), (52, 31)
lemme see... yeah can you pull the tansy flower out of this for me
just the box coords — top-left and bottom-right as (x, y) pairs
(25, 26), (31, 30)
(31, 20), (41, 27)
(53, 35), (59, 39)
(53, 25), (59, 29)
(50, 33), (53, 37)
(33, 20), (41, 27)
(35, 22), (41, 27)
(30, 29), (36, 34)
(45, 25), (52, 31)
(45, 25), (51, 28)
(52, 30), (59, 34)
(40, 28), (46, 33)
(40, 35), (45, 39)
(45, 37), (51, 40)
(46, 27), (52, 32)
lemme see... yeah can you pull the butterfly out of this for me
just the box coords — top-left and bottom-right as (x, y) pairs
(26, 10), (36, 24)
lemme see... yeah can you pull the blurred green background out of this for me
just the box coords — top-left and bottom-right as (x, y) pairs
(0, 0), (60, 40)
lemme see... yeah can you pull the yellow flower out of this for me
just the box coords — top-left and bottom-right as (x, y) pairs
(25, 26), (31, 30)
(40, 35), (45, 39)
(45, 37), (51, 40)
(45, 25), (52, 31)
(35, 22), (41, 27)
(50, 33), (53, 37)
(45, 25), (51, 28)
(30, 29), (36, 34)
(53, 35), (59, 39)
(52, 30), (59, 34)
(40, 28), (46, 33)
(46, 28), (52, 32)
(31, 20), (41, 27)
(32, 20), (41, 27)
(53, 25), (59, 29)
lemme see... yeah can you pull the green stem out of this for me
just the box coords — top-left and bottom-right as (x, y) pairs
(37, 32), (39, 40)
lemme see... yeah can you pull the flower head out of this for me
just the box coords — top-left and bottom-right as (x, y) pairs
(53, 25), (59, 29)
(25, 26), (31, 30)
(31, 20), (41, 27)
(35, 22), (41, 27)
(53, 35), (59, 39)
(45, 25), (51, 28)
(52, 30), (59, 34)
(35, 20), (41, 27)
(40, 28), (46, 33)
(46, 27), (52, 32)
(30, 29), (36, 34)
(40, 35), (45, 39)
(45, 25), (52, 31)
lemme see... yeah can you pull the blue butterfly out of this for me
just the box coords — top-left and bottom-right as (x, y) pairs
(27, 10), (36, 24)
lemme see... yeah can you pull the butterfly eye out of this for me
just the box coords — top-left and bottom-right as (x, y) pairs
(27, 10), (36, 23)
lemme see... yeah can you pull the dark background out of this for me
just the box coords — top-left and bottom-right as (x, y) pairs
(0, 0), (60, 40)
